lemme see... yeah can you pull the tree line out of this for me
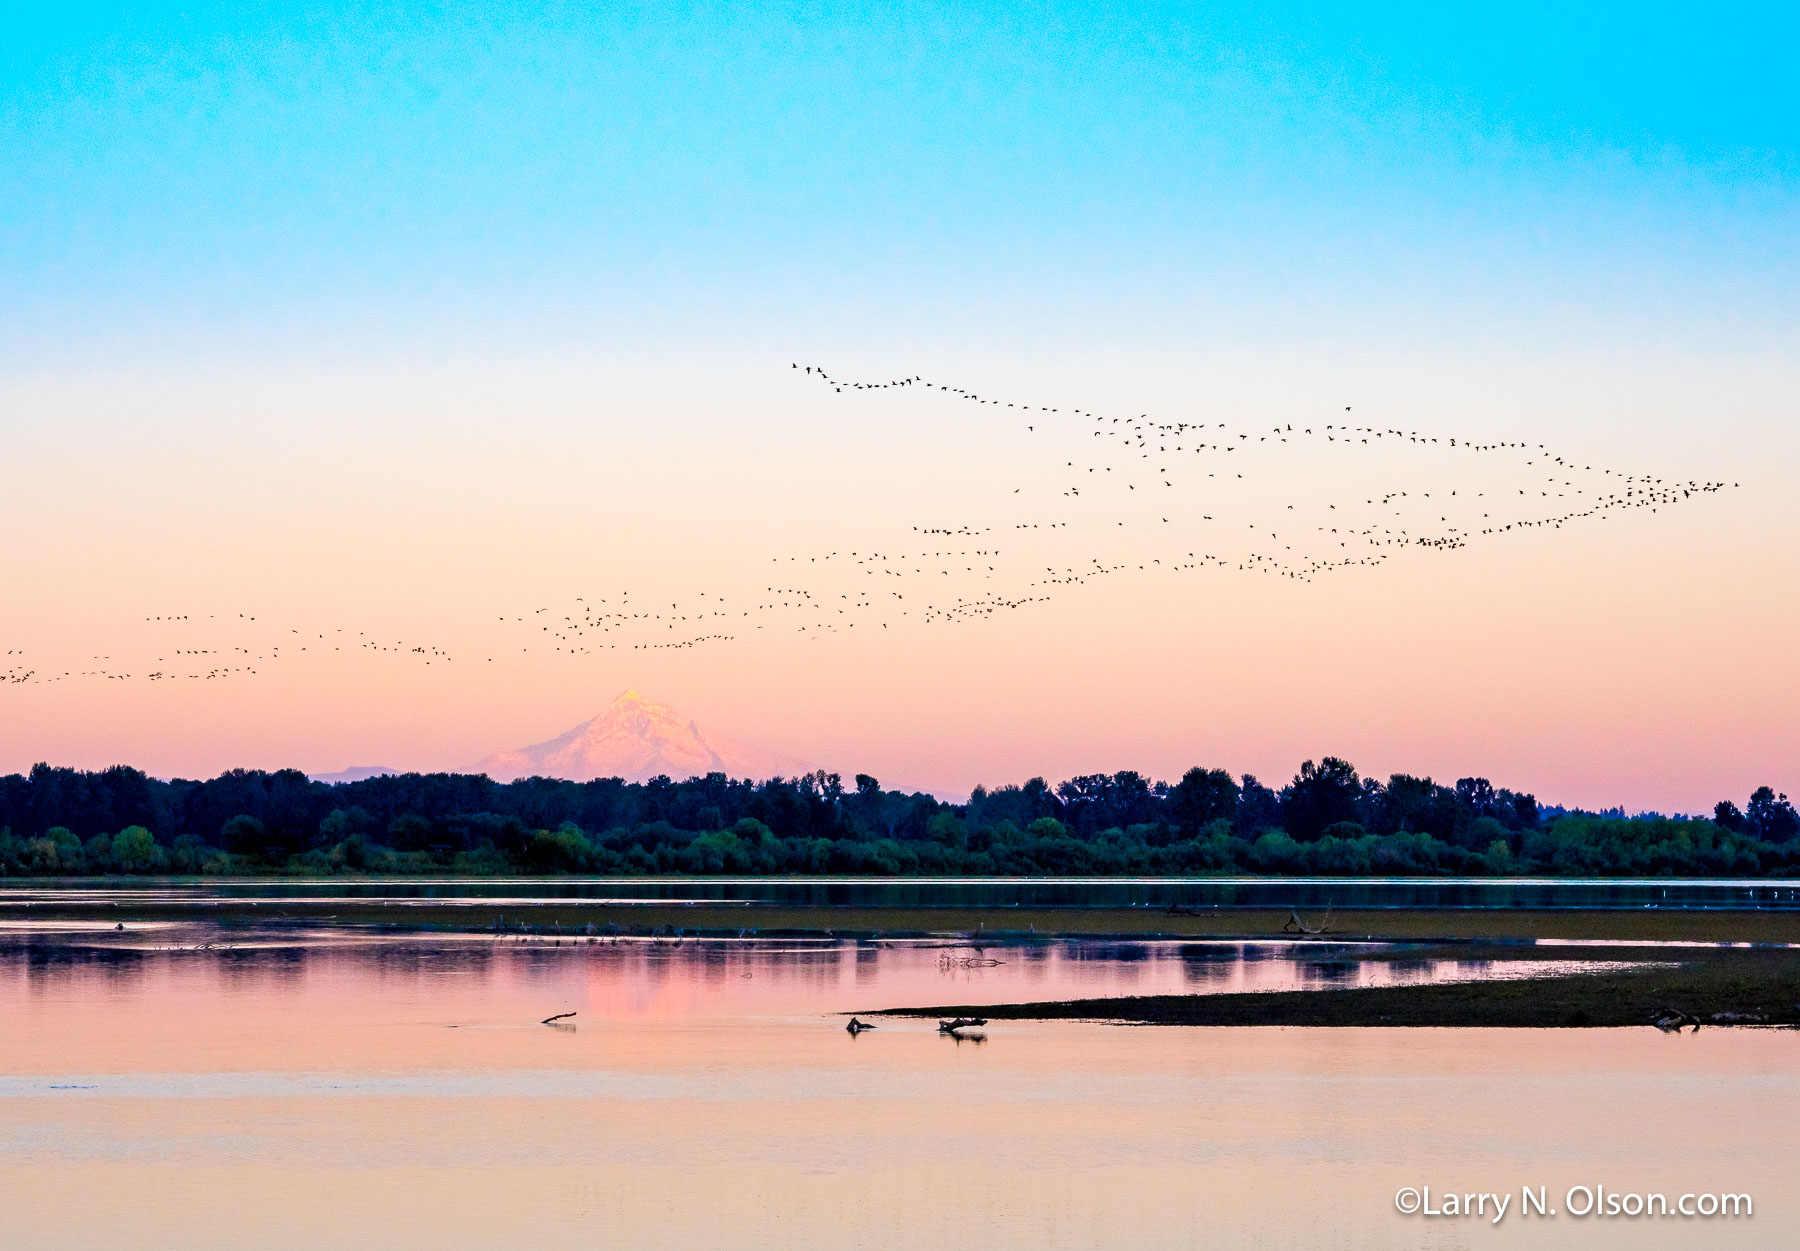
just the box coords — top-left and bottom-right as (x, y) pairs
(0, 758), (1795, 878)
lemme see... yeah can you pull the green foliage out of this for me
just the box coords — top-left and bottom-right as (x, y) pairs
(24, 837), (64, 873)
(926, 810), (968, 849)
(526, 824), (594, 872)
(1250, 830), (1303, 872)
(328, 832), (381, 870)
(387, 813), (435, 851)
(113, 825), (158, 871)
(167, 834), (209, 874)
(0, 760), (1793, 879)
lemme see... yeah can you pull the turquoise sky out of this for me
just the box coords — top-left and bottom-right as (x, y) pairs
(6, 1), (1798, 357)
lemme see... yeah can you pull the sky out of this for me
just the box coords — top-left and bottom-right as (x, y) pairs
(2, 1), (1797, 810)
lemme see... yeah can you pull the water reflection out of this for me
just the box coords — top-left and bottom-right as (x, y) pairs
(1298, 959), (1358, 986)
(0, 924), (1661, 1046)
(0, 924), (1791, 1250)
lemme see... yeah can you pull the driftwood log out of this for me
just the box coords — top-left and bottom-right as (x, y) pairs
(541, 1011), (577, 1025)
(1282, 908), (1335, 936)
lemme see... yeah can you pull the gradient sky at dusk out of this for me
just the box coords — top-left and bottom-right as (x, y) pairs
(4, 2), (1797, 809)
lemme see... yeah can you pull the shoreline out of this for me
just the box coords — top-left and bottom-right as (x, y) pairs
(4, 898), (1800, 944)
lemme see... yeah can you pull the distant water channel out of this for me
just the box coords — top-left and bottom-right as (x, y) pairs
(1, 913), (1794, 1249)
(8, 874), (1800, 910)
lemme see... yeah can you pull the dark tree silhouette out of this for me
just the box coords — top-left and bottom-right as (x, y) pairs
(0, 759), (1791, 879)
(1279, 758), (1364, 841)
(1745, 787), (1800, 842)
(1170, 767), (1240, 833)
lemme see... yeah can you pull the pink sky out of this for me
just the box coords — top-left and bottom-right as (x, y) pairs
(1, 343), (1792, 814)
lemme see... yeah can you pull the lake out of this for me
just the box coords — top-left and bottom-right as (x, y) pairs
(0, 904), (1792, 1249)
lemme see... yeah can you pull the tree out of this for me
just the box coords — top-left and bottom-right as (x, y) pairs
(1280, 758), (1363, 841)
(169, 833), (210, 873)
(1454, 777), (1499, 820)
(8, 754), (1784, 880)
(1235, 775), (1281, 835)
(1056, 772), (1157, 835)
(1510, 791), (1540, 830)
(319, 807), (373, 845)
(804, 770), (844, 806)
(220, 813), (268, 854)
(113, 825), (157, 871)
(387, 813), (435, 850)
(1378, 775), (1457, 838)
(1744, 788), (1800, 842)
(926, 809), (968, 849)
(525, 824), (593, 872)
(1170, 767), (1240, 833)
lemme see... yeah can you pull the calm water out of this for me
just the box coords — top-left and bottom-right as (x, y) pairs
(10, 874), (1800, 914)
(0, 919), (1792, 1249)
(9, 875), (1800, 910)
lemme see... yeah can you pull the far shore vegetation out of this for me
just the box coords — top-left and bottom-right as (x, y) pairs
(2, 758), (1797, 879)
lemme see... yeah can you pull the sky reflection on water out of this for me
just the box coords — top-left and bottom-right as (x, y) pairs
(0, 925), (1658, 1058)
(0, 924), (1791, 1249)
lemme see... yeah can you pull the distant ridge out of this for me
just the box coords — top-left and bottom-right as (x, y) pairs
(474, 690), (815, 784)
(308, 765), (403, 785)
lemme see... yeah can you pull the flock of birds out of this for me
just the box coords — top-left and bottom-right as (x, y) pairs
(770, 363), (1732, 623)
(2, 621), (457, 687)
(0, 363), (1735, 688)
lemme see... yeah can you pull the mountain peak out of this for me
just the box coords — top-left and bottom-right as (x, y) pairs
(307, 764), (402, 785)
(475, 692), (813, 784)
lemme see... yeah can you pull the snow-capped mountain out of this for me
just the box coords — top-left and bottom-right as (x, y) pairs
(474, 690), (814, 783)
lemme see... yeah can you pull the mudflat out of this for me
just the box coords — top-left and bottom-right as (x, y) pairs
(871, 946), (1800, 1028)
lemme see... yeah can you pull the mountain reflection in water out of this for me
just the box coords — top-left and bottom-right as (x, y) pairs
(0, 923), (1791, 1251)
